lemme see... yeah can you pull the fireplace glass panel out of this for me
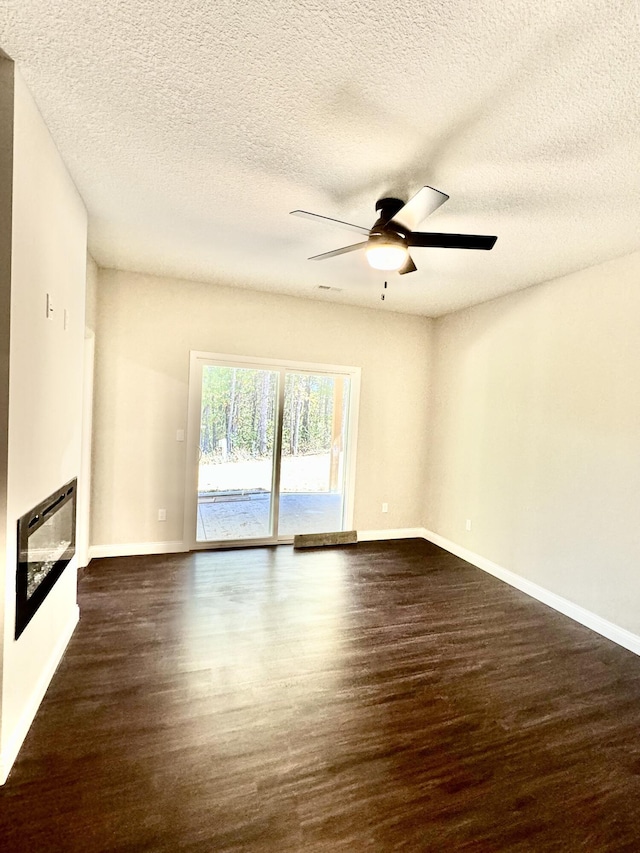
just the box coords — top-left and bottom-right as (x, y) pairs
(16, 478), (77, 639)
(26, 500), (74, 599)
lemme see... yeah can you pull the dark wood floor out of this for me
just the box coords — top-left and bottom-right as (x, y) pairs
(2, 539), (640, 851)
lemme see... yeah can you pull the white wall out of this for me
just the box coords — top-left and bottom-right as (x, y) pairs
(0, 67), (87, 781)
(0, 54), (14, 741)
(426, 250), (640, 635)
(91, 269), (433, 549)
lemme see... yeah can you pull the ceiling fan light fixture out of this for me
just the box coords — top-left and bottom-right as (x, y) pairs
(365, 243), (409, 271)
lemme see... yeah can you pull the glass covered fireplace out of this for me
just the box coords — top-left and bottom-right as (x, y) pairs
(15, 478), (77, 639)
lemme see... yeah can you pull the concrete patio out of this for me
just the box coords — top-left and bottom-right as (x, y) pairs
(196, 491), (343, 541)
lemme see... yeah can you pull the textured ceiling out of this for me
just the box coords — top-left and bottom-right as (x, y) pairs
(1, 0), (639, 316)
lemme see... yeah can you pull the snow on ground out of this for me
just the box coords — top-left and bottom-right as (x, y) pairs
(198, 453), (335, 493)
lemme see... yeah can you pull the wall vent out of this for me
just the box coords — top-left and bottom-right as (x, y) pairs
(294, 530), (357, 548)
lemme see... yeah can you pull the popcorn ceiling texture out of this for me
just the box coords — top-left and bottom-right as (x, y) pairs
(1, 0), (639, 316)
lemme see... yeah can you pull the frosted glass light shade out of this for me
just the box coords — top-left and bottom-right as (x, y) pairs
(366, 243), (409, 271)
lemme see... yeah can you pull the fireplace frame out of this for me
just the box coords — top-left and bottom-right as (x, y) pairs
(15, 478), (77, 639)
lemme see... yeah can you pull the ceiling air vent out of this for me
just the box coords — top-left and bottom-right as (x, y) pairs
(317, 285), (342, 292)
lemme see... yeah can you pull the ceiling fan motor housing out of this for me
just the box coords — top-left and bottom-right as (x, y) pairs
(374, 197), (405, 227)
(370, 198), (409, 253)
(367, 230), (406, 249)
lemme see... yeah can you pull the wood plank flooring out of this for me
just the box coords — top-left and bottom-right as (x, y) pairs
(2, 539), (640, 851)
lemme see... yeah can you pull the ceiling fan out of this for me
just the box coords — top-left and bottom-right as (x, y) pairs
(291, 186), (497, 274)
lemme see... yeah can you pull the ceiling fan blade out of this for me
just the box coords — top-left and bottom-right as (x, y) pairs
(408, 232), (497, 250)
(291, 210), (371, 236)
(308, 242), (369, 261)
(398, 255), (417, 275)
(387, 186), (449, 231)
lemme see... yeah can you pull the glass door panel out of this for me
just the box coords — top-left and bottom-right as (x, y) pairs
(196, 365), (279, 542)
(278, 372), (350, 537)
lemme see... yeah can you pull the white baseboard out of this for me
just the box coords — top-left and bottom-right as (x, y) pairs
(88, 540), (187, 560)
(357, 527), (426, 542)
(0, 605), (80, 785)
(90, 532), (422, 558)
(422, 528), (640, 658)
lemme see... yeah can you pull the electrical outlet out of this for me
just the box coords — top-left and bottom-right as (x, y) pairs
(158, 509), (167, 521)
(466, 519), (472, 532)
(382, 502), (388, 513)
(176, 429), (185, 442)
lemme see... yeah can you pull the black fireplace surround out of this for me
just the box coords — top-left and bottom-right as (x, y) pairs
(15, 478), (77, 639)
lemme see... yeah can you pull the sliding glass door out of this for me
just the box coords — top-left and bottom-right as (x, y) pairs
(196, 364), (279, 542)
(278, 372), (350, 537)
(185, 353), (360, 548)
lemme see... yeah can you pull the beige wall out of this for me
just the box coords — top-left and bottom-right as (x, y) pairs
(92, 268), (433, 548)
(427, 250), (640, 634)
(1, 67), (87, 773)
(85, 253), (98, 333)
(76, 254), (98, 567)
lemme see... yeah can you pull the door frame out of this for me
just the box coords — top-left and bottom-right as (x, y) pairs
(184, 351), (361, 550)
